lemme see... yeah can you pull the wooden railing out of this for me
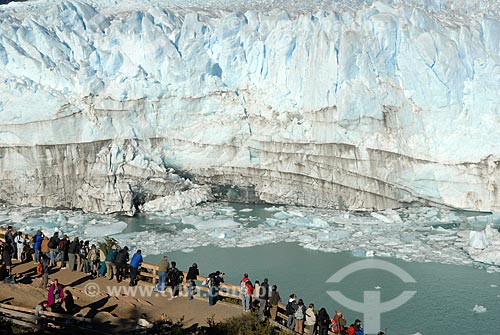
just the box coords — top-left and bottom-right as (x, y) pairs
(0, 227), (290, 322)
(137, 262), (289, 321)
(0, 302), (95, 333)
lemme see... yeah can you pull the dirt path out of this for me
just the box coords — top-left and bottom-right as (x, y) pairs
(1, 260), (243, 332)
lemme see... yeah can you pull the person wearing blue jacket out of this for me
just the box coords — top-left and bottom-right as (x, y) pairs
(129, 250), (143, 286)
(33, 230), (44, 264)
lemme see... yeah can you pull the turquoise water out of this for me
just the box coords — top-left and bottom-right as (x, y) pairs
(145, 243), (500, 335)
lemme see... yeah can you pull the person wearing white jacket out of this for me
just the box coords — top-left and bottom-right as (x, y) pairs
(305, 303), (317, 335)
(14, 232), (25, 262)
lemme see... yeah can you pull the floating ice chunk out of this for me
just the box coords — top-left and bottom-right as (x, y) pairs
(311, 218), (330, 228)
(181, 248), (194, 253)
(383, 209), (403, 223)
(318, 230), (351, 241)
(210, 230), (236, 239)
(265, 218), (279, 226)
(289, 217), (311, 226)
(274, 211), (293, 220)
(401, 234), (417, 243)
(371, 212), (394, 224)
(143, 186), (212, 212)
(366, 250), (375, 257)
(472, 305), (487, 313)
(264, 206), (282, 212)
(191, 218), (240, 230)
(239, 233), (277, 244)
(433, 226), (454, 234)
(84, 220), (127, 238)
(374, 286), (381, 290)
(490, 284), (498, 287)
(239, 208), (253, 212)
(352, 248), (367, 257)
(469, 230), (489, 249)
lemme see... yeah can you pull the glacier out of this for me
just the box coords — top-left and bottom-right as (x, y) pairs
(0, 0), (499, 214)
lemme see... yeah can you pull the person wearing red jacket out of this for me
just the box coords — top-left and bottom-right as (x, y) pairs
(240, 273), (254, 312)
(347, 319), (364, 335)
(331, 310), (347, 334)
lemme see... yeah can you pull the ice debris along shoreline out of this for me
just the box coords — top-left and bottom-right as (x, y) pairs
(1, 203), (500, 272)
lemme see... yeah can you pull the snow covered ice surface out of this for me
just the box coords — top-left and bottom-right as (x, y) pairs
(0, 0), (499, 214)
(3, 201), (500, 272)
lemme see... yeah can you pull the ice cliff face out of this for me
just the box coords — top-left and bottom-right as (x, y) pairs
(0, 0), (499, 214)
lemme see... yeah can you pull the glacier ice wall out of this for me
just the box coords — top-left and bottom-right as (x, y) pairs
(0, 0), (499, 213)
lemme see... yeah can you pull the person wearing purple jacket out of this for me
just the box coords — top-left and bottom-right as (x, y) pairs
(129, 250), (143, 286)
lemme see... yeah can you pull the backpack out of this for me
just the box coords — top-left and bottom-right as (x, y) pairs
(204, 272), (216, 287)
(48, 237), (57, 249)
(167, 268), (181, 285)
(286, 301), (295, 315)
(294, 306), (304, 319)
(5, 232), (12, 243)
(240, 280), (248, 295)
(58, 240), (65, 251)
(37, 262), (43, 275)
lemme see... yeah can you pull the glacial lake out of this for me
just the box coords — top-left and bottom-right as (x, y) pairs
(145, 243), (500, 335)
(4, 202), (500, 334)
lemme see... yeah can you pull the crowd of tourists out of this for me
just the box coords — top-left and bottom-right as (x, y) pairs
(237, 272), (374, 335)
(1, 226), (386, 334)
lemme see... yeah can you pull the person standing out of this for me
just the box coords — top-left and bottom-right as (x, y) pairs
(2, 242), (13, 277)
(41, 236), (50, 259)
(258, 278), (270, 317)
(87, 244), (98, 277)
(33, 230), (43, 264)
(114, 246), (129, 282)
(40, 253), (50, 289)
(59, 234), (69, 269)
(155, 256), (169, 292)
(347, 319), (364, 335)
(294, 299), (307, 334)
(105, 245), (118, 280)
(317, 308), (331, 335)
(269, 285), (281, 321)
(331, 310), (347, 334)
(4, 226), (15, 260)
(186, 263), (199, 300)
(14, 232), (25, 263)
(208, 271), (224, 306)
(240, 273), (254, 312)
(129, 249), (143, 286)
(253, 280), (261, 309)
(67, 237), (79, 271)
(167, 261), (183, 297)
(77, 240), (88, 272)
(305, 303), (317, 335)
(48, 232), (60, 267)
(286, 294), (298, 329)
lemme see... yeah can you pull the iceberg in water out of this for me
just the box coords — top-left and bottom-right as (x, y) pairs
(472, 305), (487, 313)
(466, 225), (500, 265)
